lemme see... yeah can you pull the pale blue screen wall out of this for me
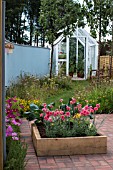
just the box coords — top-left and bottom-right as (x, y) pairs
(5, 44), (50, 86)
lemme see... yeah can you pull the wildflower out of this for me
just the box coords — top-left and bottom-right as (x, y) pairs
(85, 100), (88, 103)
(60, 99), (63, 103)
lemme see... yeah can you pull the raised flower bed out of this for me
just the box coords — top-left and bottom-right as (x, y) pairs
(31, 123), (107, 156)
(25, 98), (107, 156)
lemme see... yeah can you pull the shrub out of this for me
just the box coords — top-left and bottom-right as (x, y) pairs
(4, 140), (27, 170)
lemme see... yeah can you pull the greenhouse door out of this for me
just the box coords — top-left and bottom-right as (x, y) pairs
(77, 41), (85, 78)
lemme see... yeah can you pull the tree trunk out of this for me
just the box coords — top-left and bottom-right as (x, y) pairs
(98, 3), (102, 71)
(36, 34), (38, 47)
(50, 43), (54, 78)
(30, 21), (33, 45)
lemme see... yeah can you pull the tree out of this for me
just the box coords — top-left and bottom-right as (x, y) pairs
(5, 0), (41, 46)
(83, 0), (113, 69)
(5, 0), (28, 44)
(26, 0), (41, 46)
(39, 0), (84, 78)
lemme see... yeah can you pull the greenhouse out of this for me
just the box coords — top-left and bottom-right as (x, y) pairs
(53, 28), (98, 79)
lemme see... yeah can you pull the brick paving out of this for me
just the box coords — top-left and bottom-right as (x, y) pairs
(20, 115), (113, 170)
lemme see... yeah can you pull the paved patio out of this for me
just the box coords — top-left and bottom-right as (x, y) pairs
(20, 114), (113, 170)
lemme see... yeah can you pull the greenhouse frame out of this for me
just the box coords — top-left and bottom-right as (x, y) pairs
(53, 28), (98, 79)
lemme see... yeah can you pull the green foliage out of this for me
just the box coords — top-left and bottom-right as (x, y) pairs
(39, 0), (85, 77)
(75, 83), (113, 114)
(24, 102), (55, 124)
(24, 103), (42, 122)
(39, 0), (84, 44)
(83, 0), (112, 39)
(6, 73), (113, 114)
(45, 118), (97, 138)
(5, 0), (41, 45)
(6, 73), (72, 101)
(4, 140), (27, 170)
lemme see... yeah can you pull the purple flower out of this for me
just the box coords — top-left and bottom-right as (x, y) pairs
(12, 132), (18, 137)
(6, 125), (13, 137)
(12, 136), (19, 140)
(11, 119), (21, 126)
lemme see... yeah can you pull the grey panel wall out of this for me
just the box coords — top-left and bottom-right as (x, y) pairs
(5, 44), (50, 86)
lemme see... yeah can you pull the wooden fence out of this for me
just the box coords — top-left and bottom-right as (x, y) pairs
(100, 55), (113, 69)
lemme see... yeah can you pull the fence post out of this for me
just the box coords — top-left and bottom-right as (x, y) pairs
(0, 0), (3, 169)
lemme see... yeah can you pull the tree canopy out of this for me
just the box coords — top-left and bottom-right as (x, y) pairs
(39, 0), (85, 78)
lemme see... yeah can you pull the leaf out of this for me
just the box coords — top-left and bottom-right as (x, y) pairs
(60, 104), (66, 111)
(30, 103), (39, 111)
(24, 111), (31, 115)
(88, 114), (94, 119)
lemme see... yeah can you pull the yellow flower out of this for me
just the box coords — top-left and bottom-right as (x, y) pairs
(73, 113), (81, 119)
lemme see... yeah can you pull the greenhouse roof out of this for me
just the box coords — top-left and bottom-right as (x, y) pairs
(73, 28), (98, 46)
(54, 28), (98, 47)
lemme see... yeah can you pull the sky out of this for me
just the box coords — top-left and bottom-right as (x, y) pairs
(79, 0), (83, 4)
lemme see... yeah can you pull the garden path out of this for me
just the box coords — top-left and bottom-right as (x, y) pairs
(20, 114), (113, 170)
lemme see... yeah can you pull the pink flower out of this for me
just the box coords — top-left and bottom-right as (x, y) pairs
(50, 105), (53, 108)
(54, 110), (59, 116)
(61, 115), (65, 121)
(6, 125), (13, 137)
(96, 104), (100, 108)
(59, 110), (64, 115)
(54, 112), (57, 116)
(84, 105), (88, 110)
(48, 117), (52, 122)
(12, 132), (18, 137)
(77, 104), (82, 109)
(11, 119), (21, 126)
(44, 115), (49, 121)
(80, 109), (90, 116)
(70, 101), (73, 105)
(40, 113), (43, 117)
(70, 98), (76, 105)
(42, 108), (47, 112)
(74, 106), (77, 110)
(90, 109), (94, 113)
(43, 103), (47, 108)
(60, 99), (63, 103)
(66, 106), (71, 111)
(72, 97), (76, 103)
(65, 112), (70, 117)
(94, 107), (98, 111)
